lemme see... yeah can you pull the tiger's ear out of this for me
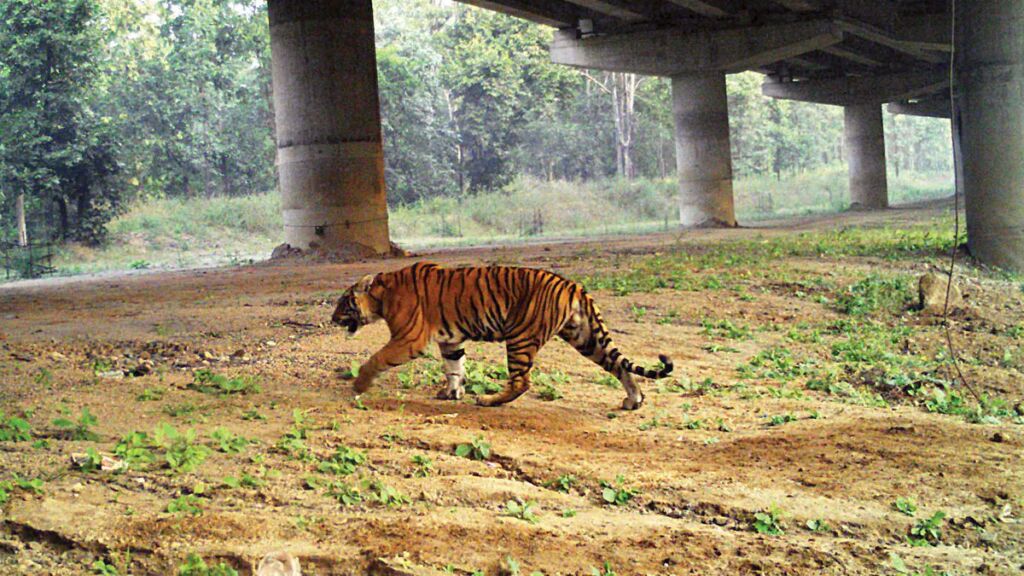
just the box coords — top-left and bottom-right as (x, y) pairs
(354, 274), (375, 293)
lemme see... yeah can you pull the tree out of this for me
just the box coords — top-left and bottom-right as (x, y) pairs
(0, 0), (119, 244)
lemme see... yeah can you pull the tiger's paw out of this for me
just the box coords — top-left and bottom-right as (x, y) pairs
(437, 386), (464, 401)
(352, 376), (373, 394)
(621, 393), (644, 411)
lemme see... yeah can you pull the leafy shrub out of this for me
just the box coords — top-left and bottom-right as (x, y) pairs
(188, 370), (260, 396)
(753, 505), (785, 535)
(0, 411), (31, 442)
(502, 499), (539, 523)
(317, 445), (367, 475)
(455, 435), (491, 460)
(52, 407), (99, 441)
(600, 475), (638, 506)
(177, 553), (238, 576)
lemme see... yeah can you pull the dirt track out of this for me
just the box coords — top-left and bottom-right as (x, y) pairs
(1, 202), (1022, 575)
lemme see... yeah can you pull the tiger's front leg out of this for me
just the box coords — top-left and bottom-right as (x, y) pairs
(353, 338), (427, 394)
(436, 342), (466, 400)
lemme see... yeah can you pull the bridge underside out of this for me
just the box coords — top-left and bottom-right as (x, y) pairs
(267, 0), (1023, 272)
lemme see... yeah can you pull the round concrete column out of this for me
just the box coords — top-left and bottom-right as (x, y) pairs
(268, 0), (390, 254)
(844, 104), (888, 209)
(671, 73), (736, 227)
(957, 0), (1024, 272)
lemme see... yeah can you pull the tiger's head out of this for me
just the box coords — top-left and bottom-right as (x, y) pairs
(332, 274), (383, 335)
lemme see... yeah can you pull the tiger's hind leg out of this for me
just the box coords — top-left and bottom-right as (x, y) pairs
(559, 309), (645, 410)
(476, 339), (538, 407)
(437, 342), (466, 400)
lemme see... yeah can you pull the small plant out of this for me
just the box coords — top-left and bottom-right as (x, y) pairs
(594, 374), (622, 389)
(701, 318), (752, 340)
(600, 475), (638, 506)
(503, 499), (539, 523)
(129, 260), (150, 270)
(894, 497), (917, 516)
(167, 494), (204, 516)
(805, 518), (831, 532)
(177, 553), (238, 576)
(136, 388), (165, 401)
(753, 505), (785, 535)
(326, 481), (362, 506)
(908, 511), (945, 546)
(114, 431), (156, 469)
(0, 410), (31, 442)
(188, 370), (260, 396)
(561, 508), (577, 518)
(92, 558), (120, 575)
(222, 472), (264, 489)
(318, 445), (367, 475)
(240, 409), (266, 421)
(209, 428), (250, 454)
(630, 305), (647, 322)
(276, 409), (312, 460)
(153, 424), (211, 473)
(590, 561), (617, 576)
(164, 403), (200, 419)
(768, 413), (797, 427)
(0, 475), (45, 505)
(547, 474), (576, 493)
(536, 382), (563, 401)
(52, 407), (99, 441)
(365, 479), (409, 507)
(455, 435), (491, 460)
(411, 454), (433, 478)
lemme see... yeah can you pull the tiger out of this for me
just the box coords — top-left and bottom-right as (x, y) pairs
(331, 261), (673, 410)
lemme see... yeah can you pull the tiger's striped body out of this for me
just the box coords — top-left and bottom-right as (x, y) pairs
(332, 261), (672, 409)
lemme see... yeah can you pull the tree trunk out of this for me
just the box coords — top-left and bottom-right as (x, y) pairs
(55, 196), (69, 241)
(16, 193), (28, 246)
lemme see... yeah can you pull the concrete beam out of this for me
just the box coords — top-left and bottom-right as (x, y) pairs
(563, 0), (645, 22)
(551, 19), (843, 75)
(672, 72), (736, 227)
(762, 70), (948, 106)
(836, 18), (946, 64)
(844, 104), (888, 209)
(898, 13), (952, 53)
(459, 0), (578, 28)
(957, 0), (1024, 271)
(662, 0), (732, 18)
(268, 0), (390, 254)
(819, 45), (884, 67)
(887, 98), (951, 119)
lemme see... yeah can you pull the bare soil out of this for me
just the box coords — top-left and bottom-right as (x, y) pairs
(1, 202), (1022, 576)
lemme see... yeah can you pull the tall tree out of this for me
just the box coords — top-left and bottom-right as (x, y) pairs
(0, 0), (119, 244)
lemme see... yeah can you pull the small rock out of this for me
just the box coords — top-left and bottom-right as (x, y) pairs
(918, 272), (963, 315)
(97, 370), (124, 380)
(712, 516), (729, 526)
(265, 340), (277, 347)
(48, 351), (68, 362)
(991, 432), (1005, 443)
(257, 551), (301, 576)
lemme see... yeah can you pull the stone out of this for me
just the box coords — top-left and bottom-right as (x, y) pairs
(918, 272), (962, 315)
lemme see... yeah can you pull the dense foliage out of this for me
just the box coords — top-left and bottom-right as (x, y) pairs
(0, 0), (951, 246)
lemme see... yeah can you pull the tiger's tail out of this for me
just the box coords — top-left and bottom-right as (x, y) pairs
(579, 294), (674, 379)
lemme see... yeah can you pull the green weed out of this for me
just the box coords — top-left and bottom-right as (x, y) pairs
(188, 370), (260, 396)
(600, 475), (638, 506)
(52, 407), (99, 441)
(503, 499), (539, 523)
(753, 505), (785, 535)
(455, 435), (491, 460)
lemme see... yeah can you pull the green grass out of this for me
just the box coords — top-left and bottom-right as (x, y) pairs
(25, 168), (952, 279)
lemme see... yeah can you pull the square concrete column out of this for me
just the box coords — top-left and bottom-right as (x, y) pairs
(268, 0), (390, 254)
(671, 72), (737, 228)
(957, 0), (1024, 272)
(844, 104), (888, 209)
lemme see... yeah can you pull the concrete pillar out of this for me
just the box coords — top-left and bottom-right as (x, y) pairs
(671, 72), (736, 227)
(267, 0), (390, 254)
(957, 0), (1024, 272)
(843, 104), (888, 209)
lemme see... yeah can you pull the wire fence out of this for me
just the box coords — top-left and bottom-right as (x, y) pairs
(1, 240), (57, 280)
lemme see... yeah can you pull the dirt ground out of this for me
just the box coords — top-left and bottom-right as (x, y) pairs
(1, 202), (1022, 576)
